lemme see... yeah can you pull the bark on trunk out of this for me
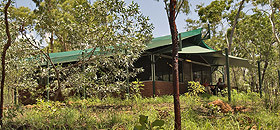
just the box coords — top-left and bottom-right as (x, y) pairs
(0, 0), (12, 126)
(228, 0), (245, 54)
(232, 67), (239, 90)
(168, 0), (181, 129)
(261, 61), (268, 86)
(50, 31), (54, 53)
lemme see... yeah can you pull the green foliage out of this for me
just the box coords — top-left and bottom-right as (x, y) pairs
(33, 0), (154, 52)
(129, 79), (144, 100)
(0, 2), (41, 105)
(39, 0), (154, 98)
(1, 0), (154, 100)
(1, 93), (280, 129)
(186, 81), (205, 97)
(197, 0), (233, 24)
(190, 0), (280, 108)
(134, 115), (164, 130)
(157, 0), (190, 16)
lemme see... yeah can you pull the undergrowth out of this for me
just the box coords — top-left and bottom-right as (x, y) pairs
(2, 91), (280, 129)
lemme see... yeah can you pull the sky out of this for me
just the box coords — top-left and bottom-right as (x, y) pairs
(14, 0), (212, 38)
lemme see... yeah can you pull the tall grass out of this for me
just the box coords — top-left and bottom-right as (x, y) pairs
(2, 91), (280, 129)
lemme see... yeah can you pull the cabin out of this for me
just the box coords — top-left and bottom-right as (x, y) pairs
(132, 28), (252, 97)
(20, 28), (253, 104)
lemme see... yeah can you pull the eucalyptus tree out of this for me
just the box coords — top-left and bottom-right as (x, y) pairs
(0, 0), (11, 126)
(234, 10), (276, 87)
(155, 0), (190, 129)
(0, 0), (43, 106)
(62, 0), (153, 98)
(252, 0), (280, 86)
(194, 0), (249, 49)
(248, 0), (280, 109)
(0, 0), (39, 126)
(166, 0), (182, 129)
(24, 0), (154, 99)
(185, 0), (255, 91)
(1, 0), (153, 105)
(32, 0), (77, 52)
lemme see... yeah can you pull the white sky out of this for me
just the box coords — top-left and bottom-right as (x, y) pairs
(14, 0), (212, 38)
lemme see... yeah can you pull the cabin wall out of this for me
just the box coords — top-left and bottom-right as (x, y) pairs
(141, 81), (187, 97)
(134, 54), (212, 97)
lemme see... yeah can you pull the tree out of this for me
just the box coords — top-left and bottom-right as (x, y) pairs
(267, 0), (280, 87)
(158, 0), (189, 129)
(245, 0), (280, 109)
(0, 0), (153, 105)
(0, 1), (43, 106)
(186, 0), (252, 91)
(168, 0), (181, 129)
(21, 0), (154, 100)
(0, 0), (11, 126)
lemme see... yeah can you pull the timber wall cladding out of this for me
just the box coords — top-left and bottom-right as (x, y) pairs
(141, 81), (187, 97)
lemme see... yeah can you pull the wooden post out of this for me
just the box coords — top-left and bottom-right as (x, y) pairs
(222, 67), (225, 82)
(278, 70), (280, 88)
(47, 55), (50, 101)
(126, 50), (130, 98)
(82, 51), (86, 99)
(225, 48), (231, 102)
(179, 34), (183, 82)
(181, 61), (183, 82)
(126, 66), (130, 97)
(258, 61), (262, 98)
(278, 70), (280, 98)
(14, 65), (18, 105)
(151, 54), (156, 97)
(179, 33), (182, 51)
(14, 88), (16, 105)
(210, 67), (213, 84)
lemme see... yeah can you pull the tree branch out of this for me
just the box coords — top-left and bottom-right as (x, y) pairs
(228, 0), (245, 54)
(175, 0), (184, 19)
(21, 31), (62, 94)
(61, 29), (109, 71)
(164, 1), (170, 19)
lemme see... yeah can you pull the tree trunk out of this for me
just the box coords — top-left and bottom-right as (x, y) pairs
(249, 70), (256, 92)
(228, 0), (245, 53)
(261, 61), (268, 86)
(268, 0), (280, 85)
(168, 0), (181, 129)
(0, 0), (12, 126)
(232, 67), (239, 90)
(50, 31), (54, 53)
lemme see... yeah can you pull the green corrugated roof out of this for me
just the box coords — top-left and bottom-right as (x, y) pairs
(40, 28), (253, 68)
(147, 28), (203, 50)
(42, 48), (99, 65)
(200, 41), (215, 50)
(43, 28), (214, 65)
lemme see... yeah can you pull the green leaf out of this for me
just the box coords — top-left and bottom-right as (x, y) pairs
(139, 115), (148, 125)
(151, 120), (164, 127)
(134, 125), (145, 130)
